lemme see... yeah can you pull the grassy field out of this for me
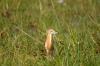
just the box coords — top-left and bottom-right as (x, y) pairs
(0, 0), (100, 66)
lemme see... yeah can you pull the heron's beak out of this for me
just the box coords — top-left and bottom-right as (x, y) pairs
(53, 32), (58, 35)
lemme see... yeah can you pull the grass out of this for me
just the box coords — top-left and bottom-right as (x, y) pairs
(0, 0), (100, 66)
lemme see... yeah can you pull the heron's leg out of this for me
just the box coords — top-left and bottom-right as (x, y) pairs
(46, 50), (55, 60)
(46, 49), (49, 56)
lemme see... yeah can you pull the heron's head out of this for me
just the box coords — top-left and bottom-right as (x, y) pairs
(47, 29), (57, 35)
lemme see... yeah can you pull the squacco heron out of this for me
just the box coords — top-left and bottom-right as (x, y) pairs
(45, 29), (57, 56)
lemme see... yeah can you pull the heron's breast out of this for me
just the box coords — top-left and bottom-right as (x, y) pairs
(45, 39), (52, 48)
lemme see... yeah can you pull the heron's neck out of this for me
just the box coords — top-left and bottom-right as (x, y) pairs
(47, 33), (52, 43)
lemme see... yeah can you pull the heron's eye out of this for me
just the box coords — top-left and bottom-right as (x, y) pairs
(50, 30), (54, 33)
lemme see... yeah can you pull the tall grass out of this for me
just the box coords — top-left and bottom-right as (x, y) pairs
(0, 0), (100, 66)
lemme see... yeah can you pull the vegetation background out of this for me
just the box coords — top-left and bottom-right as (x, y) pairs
(0, 0), (100, 66)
